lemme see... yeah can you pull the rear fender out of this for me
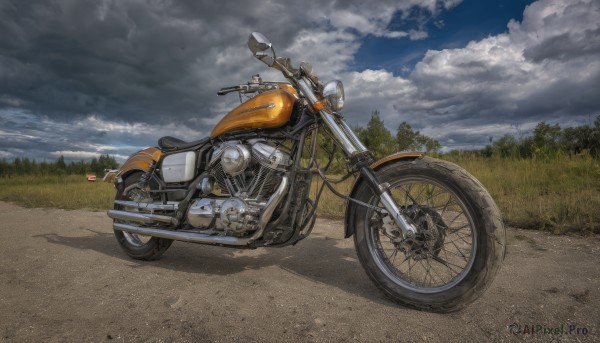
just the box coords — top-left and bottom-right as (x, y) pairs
(344, 152), (424, 238)
(104, 147), (163, 184)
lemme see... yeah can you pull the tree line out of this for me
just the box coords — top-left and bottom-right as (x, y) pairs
(354, 111), (600, 160)
(0, 154), (119, 177)
(476, 116), (600, 159)
(1, 112), (597, 177)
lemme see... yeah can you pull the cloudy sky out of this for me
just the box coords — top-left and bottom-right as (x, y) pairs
(1, 0), (599, 161)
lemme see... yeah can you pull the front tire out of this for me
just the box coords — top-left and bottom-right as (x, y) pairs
(353, 157), (505, 312)
(113, 172), (173, 260)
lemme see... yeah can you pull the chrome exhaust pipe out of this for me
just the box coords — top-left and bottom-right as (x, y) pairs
(107, 209), (179, 225)
(113, 200), (179, 211)
(113, 222), (244, 245)
(112, 176), (289, 246)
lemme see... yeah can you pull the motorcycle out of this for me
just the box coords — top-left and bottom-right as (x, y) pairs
(105, 32), (505, 312)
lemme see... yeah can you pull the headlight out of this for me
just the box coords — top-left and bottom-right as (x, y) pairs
(322, 80), (345, 112)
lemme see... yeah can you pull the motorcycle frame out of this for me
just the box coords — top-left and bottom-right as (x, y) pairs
(111, 74), (419, 247)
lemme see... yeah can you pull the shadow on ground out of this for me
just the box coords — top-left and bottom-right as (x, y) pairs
(35, 228), (396, 307)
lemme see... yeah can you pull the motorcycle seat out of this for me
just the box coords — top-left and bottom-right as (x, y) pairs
(158, 136), (210, 151)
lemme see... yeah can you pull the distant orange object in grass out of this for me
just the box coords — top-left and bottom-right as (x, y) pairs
(86, 173), (97, 182)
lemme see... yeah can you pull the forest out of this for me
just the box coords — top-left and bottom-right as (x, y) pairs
(355, 111), (600, 161)
(0, 154), (119, 177)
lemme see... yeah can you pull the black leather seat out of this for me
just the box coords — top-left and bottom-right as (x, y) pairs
(158, 136), (210, 151)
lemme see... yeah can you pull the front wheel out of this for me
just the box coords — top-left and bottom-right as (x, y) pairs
(353, 157), (505, 312)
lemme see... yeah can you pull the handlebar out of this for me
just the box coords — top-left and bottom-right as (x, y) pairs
(217, 76), (278, 96)
(217, 86), (243, 96)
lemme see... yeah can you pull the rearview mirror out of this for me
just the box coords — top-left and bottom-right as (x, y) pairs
(248, 32), (272, 55)
(248, 32), (275, 67)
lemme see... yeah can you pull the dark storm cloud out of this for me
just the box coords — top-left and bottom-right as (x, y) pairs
(523, 27), (600, 63)
(1, 0), (462, 161)
(0, 0), (446, 126)
(1, 0), (598, 159)
(1, 0), (231, 123)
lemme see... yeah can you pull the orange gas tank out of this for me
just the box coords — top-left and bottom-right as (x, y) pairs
(210, 89), (296, 138)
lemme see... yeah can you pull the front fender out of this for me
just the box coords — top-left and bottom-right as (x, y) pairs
(344, 152), (424, 238)
(104, 147), (163, 184)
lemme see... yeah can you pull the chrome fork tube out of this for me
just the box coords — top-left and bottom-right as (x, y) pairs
(337, 117), (368, 152)
(297, 77), (417, 237)
(379, 191), (418, 237)
(298, 78), (364, 156)
(320, 111), (364, 155)
(358, 166), (418, 237)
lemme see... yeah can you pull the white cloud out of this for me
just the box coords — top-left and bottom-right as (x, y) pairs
(0, 111), (209, 162)
(0, 150), (12, 158)
(50, 150), (128, 160)
(335, 0), (600, 150)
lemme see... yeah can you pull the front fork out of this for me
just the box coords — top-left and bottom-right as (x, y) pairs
(357, 166), (418, 238)
(297, 78), (417, 238)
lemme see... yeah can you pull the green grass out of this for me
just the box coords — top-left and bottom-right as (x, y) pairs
(443, 154), (600, 234)
(0, 175), (115, 211)
(312, 154), (600, 234)
(1, 154), (599, 234)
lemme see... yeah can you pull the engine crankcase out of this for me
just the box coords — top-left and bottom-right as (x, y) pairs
(187, 197), (259, 234)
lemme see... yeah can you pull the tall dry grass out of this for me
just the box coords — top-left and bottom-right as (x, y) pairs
(0, 175), (115, 211)
(1, 154), (598, 233)
(311, 154), (600, 234)
(444, 154), (600, 233)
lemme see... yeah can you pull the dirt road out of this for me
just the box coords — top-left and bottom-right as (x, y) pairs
(0, 201), (598, 342)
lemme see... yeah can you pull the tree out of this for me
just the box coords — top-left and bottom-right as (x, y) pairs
(592, 115), (600, 157)
(13, 158), (23, 175)
(423, 137), (441, 152)
(358, 111), (396, 159)
(90, 158), (99, 174)
(533, 122), (561, 151)
(561, 126), (594, 155)
(396, 122), (421, 151)
(492, 134), (519, 157)
(0, 159), (11, 176)
(396, 121), (441, 153)
(98, 154), (119, 173)
(55, 155), (67, 171)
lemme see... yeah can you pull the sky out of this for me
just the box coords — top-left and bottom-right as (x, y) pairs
(1, 0), (599, 161)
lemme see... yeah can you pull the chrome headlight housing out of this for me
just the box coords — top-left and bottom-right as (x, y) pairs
(322, 80), (345, 112)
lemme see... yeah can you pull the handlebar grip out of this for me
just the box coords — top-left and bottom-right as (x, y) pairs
(217, 86), (241, 96)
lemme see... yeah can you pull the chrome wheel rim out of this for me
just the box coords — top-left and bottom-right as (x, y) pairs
(365, 176), (477, 293)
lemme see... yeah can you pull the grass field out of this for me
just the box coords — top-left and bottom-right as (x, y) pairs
(446, 155), (600, 234)
(0, 175), (115, 211)
(1, 154), (599, 234)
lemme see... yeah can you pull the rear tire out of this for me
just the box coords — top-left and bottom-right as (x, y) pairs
(353, 157), (505, 312)
(113, 172), (173, 261)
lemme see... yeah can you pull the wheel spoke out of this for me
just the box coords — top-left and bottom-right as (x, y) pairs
(366, 177), (477, 291)
(431, 255), (463, 275)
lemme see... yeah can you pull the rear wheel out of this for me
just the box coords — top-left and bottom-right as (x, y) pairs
(353, 157), (505, 312)
(113, 172), (173, 260)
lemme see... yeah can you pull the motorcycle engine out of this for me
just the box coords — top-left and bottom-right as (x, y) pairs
(186, 139), (291, 235)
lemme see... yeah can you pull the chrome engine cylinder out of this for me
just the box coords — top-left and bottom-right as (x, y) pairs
(250, 140), (291, 171)
(221, 144), (251, 176)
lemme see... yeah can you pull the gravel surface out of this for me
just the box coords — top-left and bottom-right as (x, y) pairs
(0, 201), (598, 342)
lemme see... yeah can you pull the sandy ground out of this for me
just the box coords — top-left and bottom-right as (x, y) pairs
(0, 201), (599, 343)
